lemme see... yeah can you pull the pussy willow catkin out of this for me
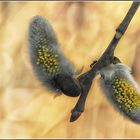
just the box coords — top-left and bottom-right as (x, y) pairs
(28, 16), (75, 91)
(100, 63), (140, 123)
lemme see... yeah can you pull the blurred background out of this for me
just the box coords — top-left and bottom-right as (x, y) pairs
(0, 1), (140, 138)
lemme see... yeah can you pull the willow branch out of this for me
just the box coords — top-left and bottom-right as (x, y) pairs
(102, 2), (140, 60)
(70, 2), (140, 122)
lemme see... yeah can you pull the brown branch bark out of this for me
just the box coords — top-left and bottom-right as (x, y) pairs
(70, 2), (140, 122)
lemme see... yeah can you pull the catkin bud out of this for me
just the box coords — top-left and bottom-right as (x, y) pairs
(100, 63), (140, 123)
(28, 16), (81, 97)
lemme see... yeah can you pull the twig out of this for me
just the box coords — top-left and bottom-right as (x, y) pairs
(70, 2), (140, 122)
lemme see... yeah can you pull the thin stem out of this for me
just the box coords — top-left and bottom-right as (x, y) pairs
(104, 2), (140, 57)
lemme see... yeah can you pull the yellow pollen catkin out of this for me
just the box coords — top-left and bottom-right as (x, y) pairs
(36, 45), (61, 74)
(112, 76), (140, 112)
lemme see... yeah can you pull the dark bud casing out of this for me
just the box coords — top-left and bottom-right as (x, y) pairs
(54, 73), (81, 97)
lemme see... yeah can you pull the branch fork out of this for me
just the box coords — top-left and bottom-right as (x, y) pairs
(70, 2), (140, 122)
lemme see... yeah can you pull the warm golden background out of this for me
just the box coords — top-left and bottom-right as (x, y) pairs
(0, 1), (140, 138)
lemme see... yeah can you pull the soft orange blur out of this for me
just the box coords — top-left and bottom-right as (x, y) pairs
(0, 1), (140, 138)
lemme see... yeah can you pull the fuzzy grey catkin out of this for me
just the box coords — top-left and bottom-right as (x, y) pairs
(28, 16), (75, 91)
(99, 63), (140, 123)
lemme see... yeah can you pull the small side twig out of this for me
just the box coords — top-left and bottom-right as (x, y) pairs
(70, 2), (140, 122)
